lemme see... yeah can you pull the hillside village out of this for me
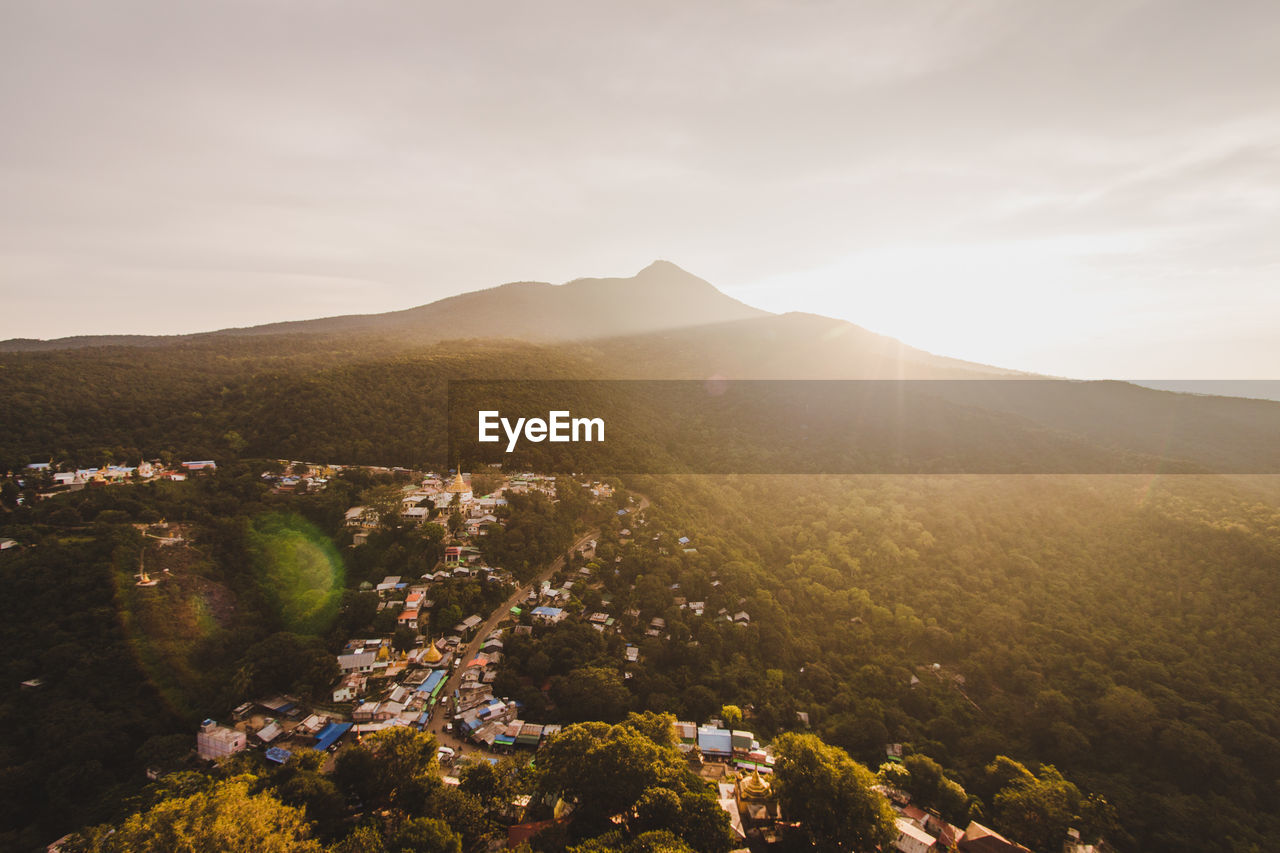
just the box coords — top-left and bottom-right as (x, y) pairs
(167, 465), (1090, 853)
(3, 456), (1104, 853)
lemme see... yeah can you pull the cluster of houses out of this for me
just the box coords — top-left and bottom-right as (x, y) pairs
(15, 459), (216, 500)
(343, 470), (513, 540)
(447, 626), (557, 752)
(194, 696), (353, 766)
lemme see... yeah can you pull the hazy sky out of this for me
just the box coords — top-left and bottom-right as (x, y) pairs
(3, 1), (1278, 378)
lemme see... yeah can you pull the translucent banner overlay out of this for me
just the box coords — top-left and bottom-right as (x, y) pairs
(446, 380), (1280, 474)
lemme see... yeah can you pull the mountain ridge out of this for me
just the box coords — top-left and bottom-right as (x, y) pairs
(0, 260), (769, 351)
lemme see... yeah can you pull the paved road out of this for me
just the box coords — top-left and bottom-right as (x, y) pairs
(428, 493), (649, 762)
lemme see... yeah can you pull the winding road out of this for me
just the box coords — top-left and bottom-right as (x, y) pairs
(428, 492), (649, 760)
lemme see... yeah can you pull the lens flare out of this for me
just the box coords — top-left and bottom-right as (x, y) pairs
(248, 513), (345, 634)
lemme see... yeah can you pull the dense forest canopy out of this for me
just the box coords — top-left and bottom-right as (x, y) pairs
(5, 332), (1280, 476)
(611, 473), (1280, 850)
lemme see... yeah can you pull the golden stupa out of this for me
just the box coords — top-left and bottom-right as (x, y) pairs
(424, 638), (443, 664)
(740, 767), (771, 799)
(447, 471), (469, 493)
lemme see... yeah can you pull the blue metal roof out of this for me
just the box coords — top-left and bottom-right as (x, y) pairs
(265, 747), (292, 764)
(417, 670), (447, 694)
(312, 722), (352, 751)
(697, 726), (733, 756)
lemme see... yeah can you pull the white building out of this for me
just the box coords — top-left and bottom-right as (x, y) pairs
(196, 719), (247, 761)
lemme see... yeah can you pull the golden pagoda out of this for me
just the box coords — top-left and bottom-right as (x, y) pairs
(447, 471), (469, 493)
(424, 638), (443, 664)
(739, 767), (771, 800)
(735, 766), (778, 825)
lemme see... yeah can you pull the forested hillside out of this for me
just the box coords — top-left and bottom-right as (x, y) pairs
(580, 473), (1280, 850)
(5, 333), (1280, 478)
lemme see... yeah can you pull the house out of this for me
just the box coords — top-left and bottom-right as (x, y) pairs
(345, 506), (377, 528)
(894, 818), (936, 853)
(402, 506), (430, 523)
(531, 606), (566, 625)
(958, 821), (1033, 852)
(351, 701), (381, 723)
(312, 721), (352, 752)
(181, 460), (217, 473)
(731, 730), (757, 756)
(196, 719), (246, 761)
(697, 726), (733, 759)
(338, 651), (378, 674)
(256, 720), (284, 743)
(455, 614), (484, 636)
(332, 673), (362, 702)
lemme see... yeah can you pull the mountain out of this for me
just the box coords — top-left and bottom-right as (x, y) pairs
(587, 311), (1023, 379)
(0, 259), (1020, 381)
(0, 260), (768, 351)
(3, 259), (1280, 475)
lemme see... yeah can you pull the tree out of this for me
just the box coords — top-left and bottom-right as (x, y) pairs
(277, 771), (346, 840)
(986, 756), (1105, 852)
(224, 431), (249, 458)
(623, 712), (678, 749)
(326, 824), (386, 853)
(237, 632), (340, 699)
(361, 485), (406, 531)
(335, 727), (439, 810)
(719, 705), (743, 728)
(550, 666), (632, 723)
(74, 776), (321, 852)
(393, 626), (419, 653)
(536, 721), (691, 831)
(387, 817), (462, 853)
(772, 733), (896, 852)
(671, 792), (735, 853)
(894, 753), (972, 824)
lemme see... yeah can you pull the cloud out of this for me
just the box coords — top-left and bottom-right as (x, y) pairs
(0, 0), (1277, 376)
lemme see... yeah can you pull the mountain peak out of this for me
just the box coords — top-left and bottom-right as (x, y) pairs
(637, 259), (686, 275)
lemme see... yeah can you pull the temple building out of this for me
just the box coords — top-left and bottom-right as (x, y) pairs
(446, 471), (473, 504)
(423, 638), (443, 665)
(735, 767), (780, 827)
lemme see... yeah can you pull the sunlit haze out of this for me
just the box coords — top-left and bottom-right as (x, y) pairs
(3, 1), (1278, 378)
